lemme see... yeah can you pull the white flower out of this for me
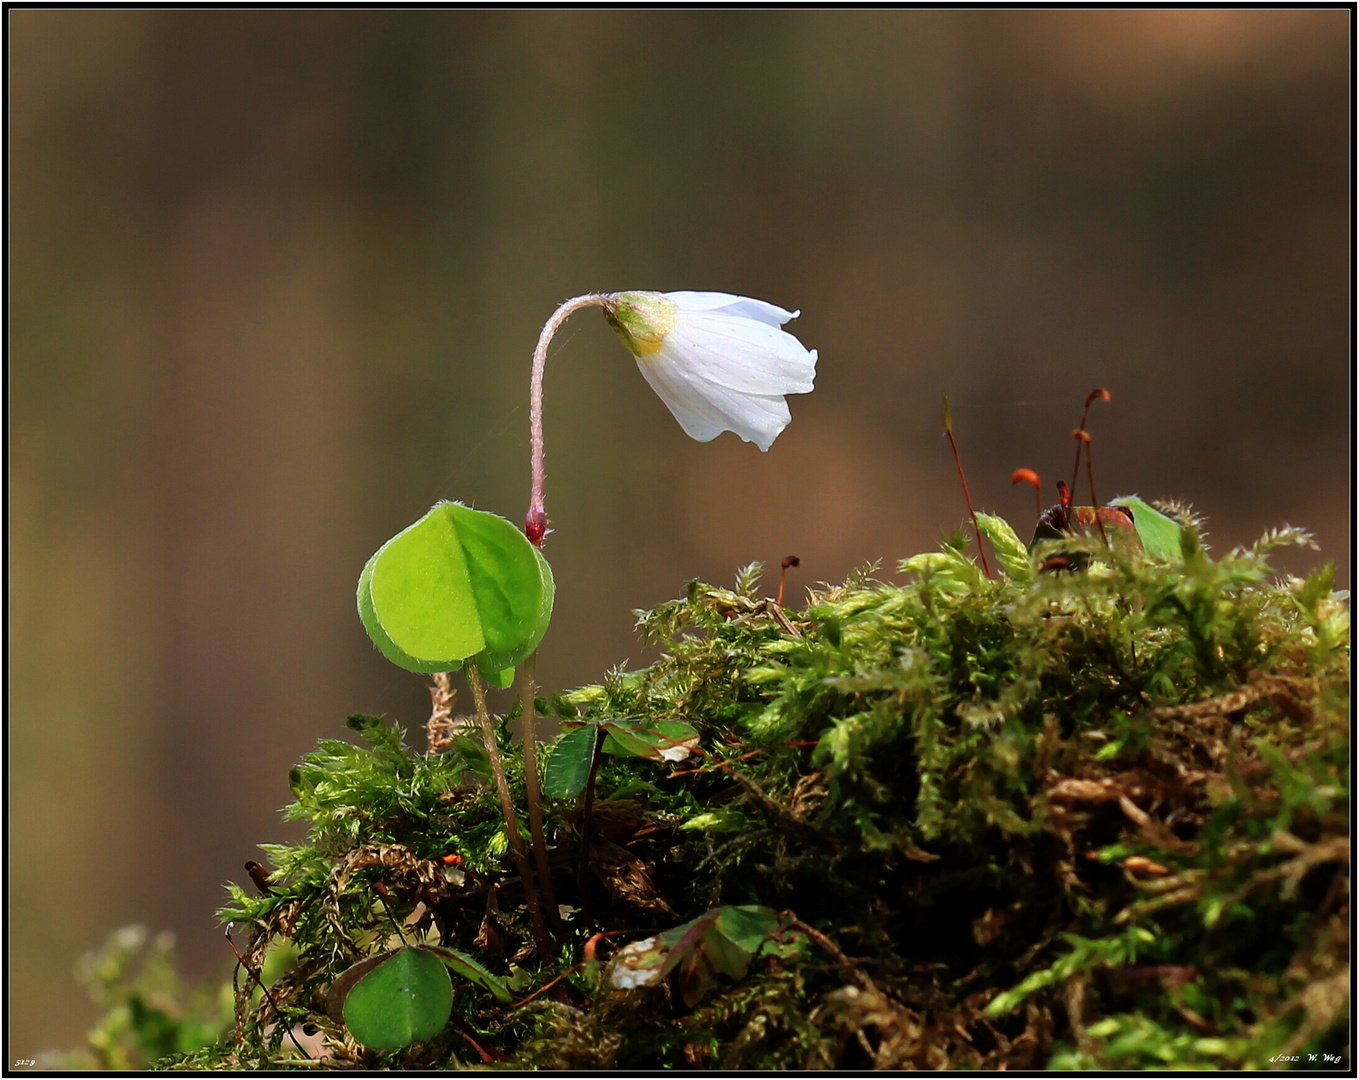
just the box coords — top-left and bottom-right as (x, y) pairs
(603, 291), (817, 452)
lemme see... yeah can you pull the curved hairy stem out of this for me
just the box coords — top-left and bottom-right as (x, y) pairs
(525, 293), (609, 545)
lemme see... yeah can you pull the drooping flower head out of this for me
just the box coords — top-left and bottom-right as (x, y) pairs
(602, 291), (818, 452)
(525, 289), (818, 546)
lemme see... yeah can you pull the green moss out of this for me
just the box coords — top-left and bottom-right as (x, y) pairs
(101, 509), (1348, 1069)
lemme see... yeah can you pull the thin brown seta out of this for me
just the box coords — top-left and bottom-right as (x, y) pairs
(1076, 430), (1109, 545)
(372, 881), (408, 946)
(225, 924), (311, 1059)
(943, 396), (993, 579)
(1069, 388), (1110, 495)
(776, 555), (800, 607)
(1068, 388), (1110, 546)
(668, 740), (820, 779)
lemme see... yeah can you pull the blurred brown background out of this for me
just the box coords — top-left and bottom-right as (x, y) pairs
(9, 9), (1349, 1055)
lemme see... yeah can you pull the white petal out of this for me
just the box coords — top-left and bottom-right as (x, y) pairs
(665, 313), (817, 395)
(638, 351), (791, 451)
(633, 357), (724, 443)
(611, 289), (816, 452)
(665, 291), (797, 326)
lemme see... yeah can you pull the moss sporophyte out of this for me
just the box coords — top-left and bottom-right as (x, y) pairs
(118, 293), (1344, 1071)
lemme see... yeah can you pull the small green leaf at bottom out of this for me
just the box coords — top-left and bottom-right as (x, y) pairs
(340, 946), (453, 1051)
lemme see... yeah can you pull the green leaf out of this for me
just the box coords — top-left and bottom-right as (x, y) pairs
(340, 947), (453, 1051)
(445, 503), (548, 660)
(703, 923), (753, 981)
(609, 906), (793, 1006)
(543, 724), (599, 800)
(422, 945), (513, 1004)
(358, 546), (452, 674)
(602, 719), (700, 762)
(714, 905), (788, 955)
(358, 502), (552, 674)
(475, 546), (555, 674)
(1110, 495), (1182, 562)
(974, 512), (1032, 582)
(471, 657), (516, 689)
(656, 911), (723, 979)
(326, 954), (389, 1024)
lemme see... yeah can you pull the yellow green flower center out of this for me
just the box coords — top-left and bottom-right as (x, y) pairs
(603, 292), (677, 357)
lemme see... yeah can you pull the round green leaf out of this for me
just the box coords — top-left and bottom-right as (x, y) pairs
(326, 954), (389, 1024)
(714, 905), (787, 956)
(358, 549), (453, 673)
(342, 946), (452, 1051)
(475, 545), (555, 674)
(451, 503), (547, 657)
(358, 502), (550, 673)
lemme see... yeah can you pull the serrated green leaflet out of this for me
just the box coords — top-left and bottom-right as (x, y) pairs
(341, 947), (452, 1051)
(602, 719), (700, 762)
(358, 502), (553, 673)
(423, 945), (513, 1003)
(544, 724), (598, 800)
